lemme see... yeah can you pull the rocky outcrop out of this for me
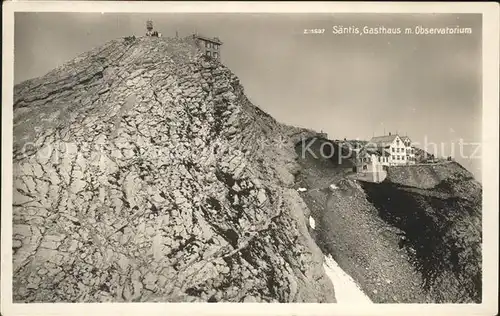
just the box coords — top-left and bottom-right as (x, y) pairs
(13, 33), (481, 305)
(12, 36), (334, 303)
(385, 162), (472, 189)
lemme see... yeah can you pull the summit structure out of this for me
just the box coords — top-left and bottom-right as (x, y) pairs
(145, 20), (161, 37)
(190, 33), (223, 61)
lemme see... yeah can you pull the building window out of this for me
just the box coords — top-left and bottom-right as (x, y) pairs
(213, 52), (218, 59)
(392, 148), (395, 152)
(207, 51), (212, 57)
(392, 155), (395, 160)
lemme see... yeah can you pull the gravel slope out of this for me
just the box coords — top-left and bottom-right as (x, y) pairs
(300, 179), (428, 303)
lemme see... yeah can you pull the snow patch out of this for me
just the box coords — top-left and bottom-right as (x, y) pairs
(323, 255), (372, 304)
(309, 216), (316, 229)
(329, 184), (339, 190)
(297, 187), (307, 192)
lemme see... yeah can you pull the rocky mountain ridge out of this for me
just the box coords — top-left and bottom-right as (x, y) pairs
(12, 35), (333, 303)
(12, 35), (482, 304)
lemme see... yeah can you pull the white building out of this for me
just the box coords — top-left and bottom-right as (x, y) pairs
(400, 136), (416, 164)
(363, 133), (415, 166)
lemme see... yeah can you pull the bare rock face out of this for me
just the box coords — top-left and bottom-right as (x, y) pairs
(12, 36), (335, 303)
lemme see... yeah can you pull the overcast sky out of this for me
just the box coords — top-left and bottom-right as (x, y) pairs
(14, 13), (482, 180)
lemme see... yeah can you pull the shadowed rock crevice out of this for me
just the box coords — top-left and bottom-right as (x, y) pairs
(360, 174), (481, 303)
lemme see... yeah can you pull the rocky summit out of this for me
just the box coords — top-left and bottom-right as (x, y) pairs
(12, 34), (482, 304)
(12, 35), (333, 303)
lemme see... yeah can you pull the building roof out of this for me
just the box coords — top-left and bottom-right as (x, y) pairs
(400, 136), (411, 143)
(368, 134), (399, 147)
(193, 34), (223, 45)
